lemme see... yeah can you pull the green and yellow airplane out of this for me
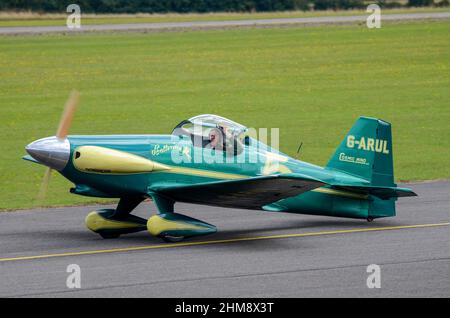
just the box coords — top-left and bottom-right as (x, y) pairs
(24, 92), (416, 242)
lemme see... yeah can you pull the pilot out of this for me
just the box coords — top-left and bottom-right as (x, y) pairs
(207, 128), (224, 151)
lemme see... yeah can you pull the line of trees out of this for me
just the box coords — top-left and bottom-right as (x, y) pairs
(0, 0), (447, 13)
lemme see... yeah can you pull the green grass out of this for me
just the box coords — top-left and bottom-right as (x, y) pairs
(0, 20), (449, 210)
(0, 7), (448, 27)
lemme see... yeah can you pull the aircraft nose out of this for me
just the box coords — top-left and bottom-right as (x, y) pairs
(25, 136), (70, 171)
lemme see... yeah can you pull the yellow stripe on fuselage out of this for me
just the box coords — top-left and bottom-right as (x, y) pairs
(159, 165), (249, 180)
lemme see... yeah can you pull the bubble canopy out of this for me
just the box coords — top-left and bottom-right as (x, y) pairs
(172, 114), (247, 137)
(172, 114), (247, 155)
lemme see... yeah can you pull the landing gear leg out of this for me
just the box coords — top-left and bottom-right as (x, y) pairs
(85, 196), (147, 239)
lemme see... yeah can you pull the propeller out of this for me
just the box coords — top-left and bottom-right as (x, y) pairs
(37, 90), (80, 203)
(57, 90), (80, 140)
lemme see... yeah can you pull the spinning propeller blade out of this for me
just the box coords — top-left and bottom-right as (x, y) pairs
(37, 167), (52, 203)
(57, 90), (80, 140)
(37, 90), (79, 202)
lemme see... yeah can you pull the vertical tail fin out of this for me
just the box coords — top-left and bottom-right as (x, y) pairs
(326, 117), (394, 187)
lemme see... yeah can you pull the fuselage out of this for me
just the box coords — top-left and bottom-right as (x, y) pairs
(63, 134), (347, 193)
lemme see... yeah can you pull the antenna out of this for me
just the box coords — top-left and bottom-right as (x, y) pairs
(296, 142), (303, 159)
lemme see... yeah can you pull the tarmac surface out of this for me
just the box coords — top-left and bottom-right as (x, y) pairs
(1, 12), (450, 35)
(0, 181), (449, 297)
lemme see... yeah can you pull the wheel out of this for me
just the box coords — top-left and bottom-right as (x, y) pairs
(367, 217), (374, 223)
(160, 235), (185, 243)
(99, 232), (121, 239)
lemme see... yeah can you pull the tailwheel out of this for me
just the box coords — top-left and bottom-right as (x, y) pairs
(367, 216), (374, 223)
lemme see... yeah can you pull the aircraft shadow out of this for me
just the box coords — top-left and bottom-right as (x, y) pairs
(6, 218), (398, 253)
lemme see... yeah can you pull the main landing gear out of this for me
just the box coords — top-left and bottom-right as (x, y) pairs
(85, 197), (147, 239)
(85, 195), (217, 242)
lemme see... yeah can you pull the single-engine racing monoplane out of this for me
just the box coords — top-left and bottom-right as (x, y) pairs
(24, 92), (417, 242)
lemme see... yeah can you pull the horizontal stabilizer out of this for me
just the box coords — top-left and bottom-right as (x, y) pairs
(335, 185), (417, 200)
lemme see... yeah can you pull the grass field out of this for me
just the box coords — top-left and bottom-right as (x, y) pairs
(0, 7), (449, 27)
(0, 20), (449, 210)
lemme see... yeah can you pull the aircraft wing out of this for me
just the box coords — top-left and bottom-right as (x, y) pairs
(149, 173), (325, 210)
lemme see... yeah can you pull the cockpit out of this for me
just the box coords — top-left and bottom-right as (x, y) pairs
(172, 114), (247, 156)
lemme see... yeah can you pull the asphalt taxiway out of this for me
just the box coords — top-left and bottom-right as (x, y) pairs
(0, 181), (449, 297)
